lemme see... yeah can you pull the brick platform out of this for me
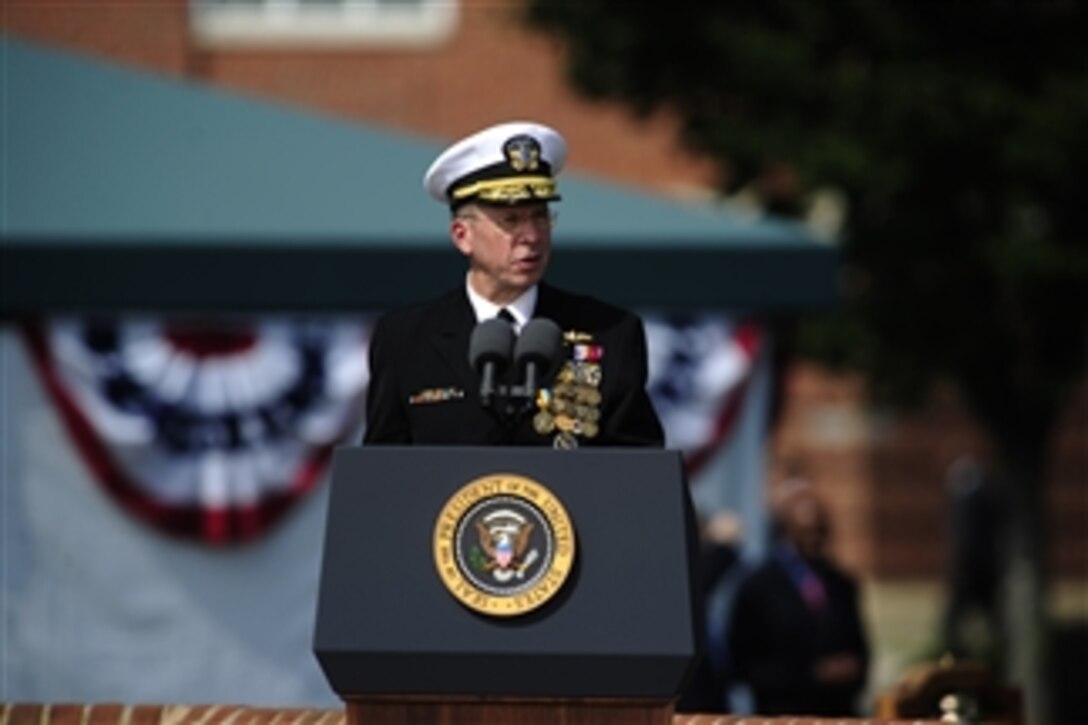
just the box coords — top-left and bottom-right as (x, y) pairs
(0, 703), (943, 725)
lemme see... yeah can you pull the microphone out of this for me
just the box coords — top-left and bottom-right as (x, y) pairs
(513, 318), (564, 402)
(468, 318), (515, 408)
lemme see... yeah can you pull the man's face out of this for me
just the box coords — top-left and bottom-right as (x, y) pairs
(451, 201), (553, 304)
(783, 496), (831, 561)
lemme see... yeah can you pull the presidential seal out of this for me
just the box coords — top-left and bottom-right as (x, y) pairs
(433, 474), (576, 617)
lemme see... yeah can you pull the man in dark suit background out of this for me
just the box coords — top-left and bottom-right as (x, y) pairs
(364, 121), (663, 448)
(726, 483), (870, 716)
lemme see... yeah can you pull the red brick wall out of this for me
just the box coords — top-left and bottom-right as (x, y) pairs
(771, 364), (1087, 581)
(0, 0), (194, 78)
(1, 0), (720, 197)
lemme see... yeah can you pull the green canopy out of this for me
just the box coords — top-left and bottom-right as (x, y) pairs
(1, 35), (837, 315)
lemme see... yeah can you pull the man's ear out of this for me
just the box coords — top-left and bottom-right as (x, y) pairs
(450, 216), (472, 257)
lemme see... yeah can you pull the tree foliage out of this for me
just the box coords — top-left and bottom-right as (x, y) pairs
(522, 3), (1086, 718)
(523, 1), (1087, 450)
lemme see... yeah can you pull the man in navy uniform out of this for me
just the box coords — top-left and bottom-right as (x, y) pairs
(364, 121), (663, 448)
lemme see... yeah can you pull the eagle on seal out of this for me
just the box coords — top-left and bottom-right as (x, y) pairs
(476, 519), (534, 571)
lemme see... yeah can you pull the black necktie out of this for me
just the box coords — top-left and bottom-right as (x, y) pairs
(497, 308), (516, 325)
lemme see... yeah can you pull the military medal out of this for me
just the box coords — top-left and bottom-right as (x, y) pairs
(533, 411), (555, 434)
(537, 333), (606, 448)
(553, 431), (578, 449)
(572, 362), (601, 386)
(572, 343), (604, 362)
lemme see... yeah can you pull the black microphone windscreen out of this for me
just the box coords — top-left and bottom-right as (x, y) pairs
(468, 318), (515, 372)
(515, 318), (564, 376)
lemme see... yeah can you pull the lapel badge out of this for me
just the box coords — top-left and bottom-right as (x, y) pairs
(408, 387), (465, 405)
(563, 329), (593, 344)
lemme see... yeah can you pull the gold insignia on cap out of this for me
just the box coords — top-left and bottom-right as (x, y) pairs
(450, 176), (558, 204)
(503, 134), (541, 172)
(424, 122), (568, 204)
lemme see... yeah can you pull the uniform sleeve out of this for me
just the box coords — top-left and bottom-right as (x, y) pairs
(601, 313), (665, 447)
(363, 315), (411, 444)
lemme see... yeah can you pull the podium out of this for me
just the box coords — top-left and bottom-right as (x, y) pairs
(313, 446), (701, 724)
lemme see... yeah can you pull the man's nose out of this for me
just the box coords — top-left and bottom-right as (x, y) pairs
(514, 223), (545, 244)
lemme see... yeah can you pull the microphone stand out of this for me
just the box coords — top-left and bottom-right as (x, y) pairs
(490, 380), (539, 444)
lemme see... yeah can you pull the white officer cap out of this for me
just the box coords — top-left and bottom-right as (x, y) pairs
(423, 121), (568, 208)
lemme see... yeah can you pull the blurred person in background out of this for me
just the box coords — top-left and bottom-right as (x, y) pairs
(726, 483), (870, 716)
(677, 509), (745, 713)
(942, 454), (1006, 668)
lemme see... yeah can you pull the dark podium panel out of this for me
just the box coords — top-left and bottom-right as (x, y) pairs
(313, 446), (701, 702)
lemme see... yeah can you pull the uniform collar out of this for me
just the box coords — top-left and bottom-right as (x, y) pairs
(464, 275), (537, 333)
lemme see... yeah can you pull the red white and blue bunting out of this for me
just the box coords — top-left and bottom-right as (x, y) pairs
(22, 318), (369, 545)
(644, 315), (763, 478)
(23, 314), (761, 545)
